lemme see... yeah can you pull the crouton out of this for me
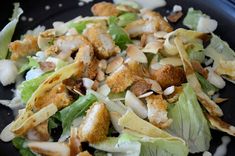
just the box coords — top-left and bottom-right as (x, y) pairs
(78, 103), (110, 143)
(130, 79), (151, 96)
(146, 95), (172, 128)
(9, 35), (39, 60)
(34, 83), (73, 110)
(151, 64), (186, 89)
(91, 2), (120, 16)
(84, 24), (120, 59)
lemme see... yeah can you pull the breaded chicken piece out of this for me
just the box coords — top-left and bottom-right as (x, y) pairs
(9, 35), (39, 60)
(84, 24), (120, 59)
(34, 83), (73, 110)
(130, 79), (151, 96)
(142, 10), (173, 33)
(55, 35), (93, 60)
(78, 102), (110, 143)
(146, 95), (172, 128)
(151, 64), (186, 89)
(106, 59), (148, 93)
(91, 2), (120, 16)
(125, 19), (157, 38)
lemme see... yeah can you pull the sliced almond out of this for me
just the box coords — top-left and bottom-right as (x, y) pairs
(144, 78), (162, 93)
(97, 69), (105, 82)
(126, 45), (148, 63)
(159, 57), (183, 66)
(142, 41), (163, 54)
(214, 97), (228, 104)
(106, 56), (124, 74)
(138, 91), (154, 98)
(98, 59), (107, 71)
(154, 31), (168, 38)
(163, 86), (175, 96)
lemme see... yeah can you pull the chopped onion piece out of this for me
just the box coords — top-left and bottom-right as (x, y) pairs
(207, 67), (225, 89)
(125, 90), (148, 119)
(97, 84), (111, 96)
(110, 111), (123, 133)
(82, 78), (94, 89)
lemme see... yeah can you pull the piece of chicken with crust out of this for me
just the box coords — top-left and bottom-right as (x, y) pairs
(9, 35), (39, 60)
(91, 2), (120, 16)
(84, 23), (120, 59)
(151, 64), (186, 89)
(106, 59), (149, 93)
(146, 94), (172, 128)
(125, 19), (157, 38)
(142, 10), (173, 33)
(55, 35), (93, 60)
(34, 83), (73, 110)
(78, 102), (110, 143)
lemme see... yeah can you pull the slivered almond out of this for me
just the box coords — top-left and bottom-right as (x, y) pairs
(163, 86), (175, 96)
(142, 41), (163, 54)
(126, 45), (148, 63)
(154, 31), (168, 38)
(159, 57), (182, 66)
(97, 69), (105, 81)
(144, 78), (162, 93)
(106, 56), (123, 74)
(138, 91), (154, 98)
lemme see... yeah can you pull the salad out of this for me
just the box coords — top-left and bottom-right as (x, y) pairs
(0, 1), (235, 156)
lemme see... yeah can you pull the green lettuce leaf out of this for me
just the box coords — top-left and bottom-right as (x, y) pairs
(68, 21), (91, 34)
(195, 72), (218, 95)
(12, 137), (35, 156)
(205, 33), (235, 65)
(0, 3), (23, 59)
(19, 56), (39, 74)
(167, 83), (211, 153)
(56, 93), (97, 136)
(18, 72), (51, 103)
(108, 16), (132, 50)
(118, 13), (138, 27)
(183, 8), (208, 30)
(91, 132), (188, 156)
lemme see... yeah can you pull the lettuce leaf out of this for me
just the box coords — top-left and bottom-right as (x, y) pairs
(56, 93), (97, 136)
(12, 137), (35, 156)
(18, 72), (51, 103)
(167, 83), (211, 153)
(108, 16), (132, 50)
(118, 13), (138, 27)
(91, 132), (188, 156)
(68, 21), (91, 34)
(0, 3), (23, 59)
(19, 56), (39, 74)
(183, 8), (208, 30)
(195, 72), (218, 95)
(205, 34), (235, 65)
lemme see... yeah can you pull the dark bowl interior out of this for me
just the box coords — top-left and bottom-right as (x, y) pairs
(0, 0), (235, 155)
